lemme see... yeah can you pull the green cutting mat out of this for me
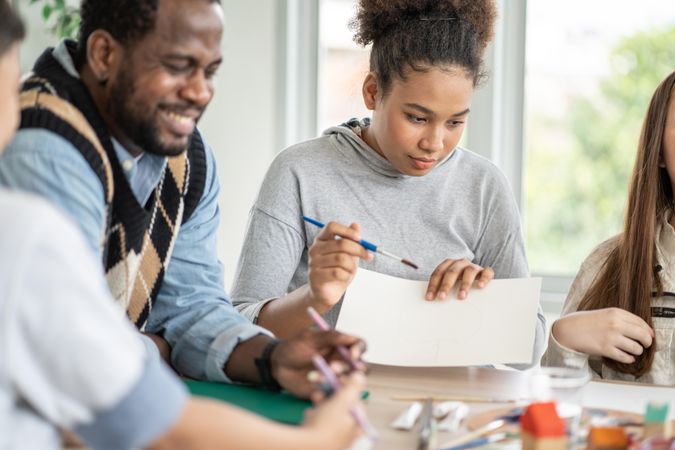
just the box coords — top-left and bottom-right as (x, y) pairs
(185, 380), (311, 425)
(185, 380), (370, 426)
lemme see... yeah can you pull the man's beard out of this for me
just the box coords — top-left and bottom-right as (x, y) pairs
(108, 70), (190, 157)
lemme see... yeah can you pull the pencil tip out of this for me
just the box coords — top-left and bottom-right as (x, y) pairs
(402, 259), (419, 270)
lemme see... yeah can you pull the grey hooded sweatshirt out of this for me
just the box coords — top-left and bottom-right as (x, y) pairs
(232, 119), (545, 368)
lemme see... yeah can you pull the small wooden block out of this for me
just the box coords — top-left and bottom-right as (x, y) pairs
(588, 426), (628, 450)
(522, 431), (567, 450)
(643, 423), (668, 440)
(644, 403), (671, 439)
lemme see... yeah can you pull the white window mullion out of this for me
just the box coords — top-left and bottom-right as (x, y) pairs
(277, 0), (320, 150)
(468, 0), (571, 302)
(467, 0), (527, 211)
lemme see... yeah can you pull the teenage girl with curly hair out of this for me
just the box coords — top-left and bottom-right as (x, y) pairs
(233, 0), (546, 368)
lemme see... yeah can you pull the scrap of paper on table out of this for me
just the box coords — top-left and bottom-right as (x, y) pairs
(336, 269), (542, 367)
(583, 381), (675, 416)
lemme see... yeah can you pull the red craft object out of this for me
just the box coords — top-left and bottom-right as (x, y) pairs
(521, 402), (566, 437)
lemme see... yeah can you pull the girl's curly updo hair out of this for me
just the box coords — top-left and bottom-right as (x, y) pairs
(350, 0), (497, 96)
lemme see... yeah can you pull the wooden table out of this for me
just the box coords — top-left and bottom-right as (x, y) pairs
(366, 365), (531, 450)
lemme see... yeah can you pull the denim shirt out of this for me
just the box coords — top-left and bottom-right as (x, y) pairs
(0, 41), (270, 382)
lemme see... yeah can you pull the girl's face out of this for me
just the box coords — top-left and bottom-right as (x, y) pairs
(361, 65), (474, 176)
(0, 43), (20, 151)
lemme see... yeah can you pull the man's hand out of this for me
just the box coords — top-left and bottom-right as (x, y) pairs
(426, 258), (494, 300)
(270, 329), (366, 398)
(552, 307), (654, 363)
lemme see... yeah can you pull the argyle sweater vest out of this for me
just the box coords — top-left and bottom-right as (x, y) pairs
(18, 44), (207, 330)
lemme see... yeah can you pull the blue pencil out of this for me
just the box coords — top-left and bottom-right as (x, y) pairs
(302, 216), (418, 270)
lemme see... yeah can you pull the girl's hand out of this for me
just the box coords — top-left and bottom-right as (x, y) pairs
(551, 308), (655, 363)
(303, 372), (366, 450)
(425, 258), (494, 300)
(307, 222), (373, 311)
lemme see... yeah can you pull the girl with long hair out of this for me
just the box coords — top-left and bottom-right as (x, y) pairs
(543, 71), (675, 385)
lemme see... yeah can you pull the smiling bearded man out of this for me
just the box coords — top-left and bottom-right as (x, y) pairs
(0, 0), (366, 397)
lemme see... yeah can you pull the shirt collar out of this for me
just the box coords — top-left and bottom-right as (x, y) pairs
(111, 138), (167, 206)
(657, 211), (675, 256)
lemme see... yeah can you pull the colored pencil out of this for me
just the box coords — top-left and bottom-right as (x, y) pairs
(302, 216), (419, 270)
(311, 354), (379, 441)
(307, 306), (364, 371)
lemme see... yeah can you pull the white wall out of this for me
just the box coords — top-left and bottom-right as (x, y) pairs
(200, 1), (282, 288)
(15, 1), (283, 289)
(16, 3), (56, 71)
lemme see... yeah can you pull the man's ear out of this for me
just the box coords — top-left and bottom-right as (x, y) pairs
(85, 30), (121, 85)
(362, 72), (380, 111)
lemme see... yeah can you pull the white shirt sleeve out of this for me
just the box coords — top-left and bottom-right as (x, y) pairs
(541, 238), (617, 376)
(0, 193), (186, 449)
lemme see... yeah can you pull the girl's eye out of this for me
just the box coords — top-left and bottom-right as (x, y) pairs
(448, 120), (464, 128)
(406, 113), (426, 124)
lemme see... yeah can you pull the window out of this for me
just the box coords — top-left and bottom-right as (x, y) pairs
(317, 0), (369, 134)
(524, 1), (675, 276)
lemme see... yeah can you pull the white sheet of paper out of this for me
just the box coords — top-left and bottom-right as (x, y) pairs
(583, 381), (675, 417)
(336, 269), (541, 367)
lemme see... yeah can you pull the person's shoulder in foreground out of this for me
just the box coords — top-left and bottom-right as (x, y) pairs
(0, 189), (188, 450)
(0, 187), (368, 450)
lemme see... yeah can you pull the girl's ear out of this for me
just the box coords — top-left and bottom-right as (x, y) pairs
(659, 152), (667, 168)
(362, 72), (379, 111)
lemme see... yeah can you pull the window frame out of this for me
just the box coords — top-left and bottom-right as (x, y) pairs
(276, 0), (320, 149)
(466, 0), (573, 307)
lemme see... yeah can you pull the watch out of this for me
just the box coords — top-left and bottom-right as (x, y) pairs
(254, 339), (282, 392)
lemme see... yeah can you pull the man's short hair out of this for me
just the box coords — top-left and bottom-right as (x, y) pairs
(0, 0), (25, 56)
(76, 0), (221, 66)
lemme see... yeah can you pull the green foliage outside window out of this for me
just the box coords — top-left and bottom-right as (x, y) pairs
(16, 0), (80, 39)
(526, 26), (675, 275)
